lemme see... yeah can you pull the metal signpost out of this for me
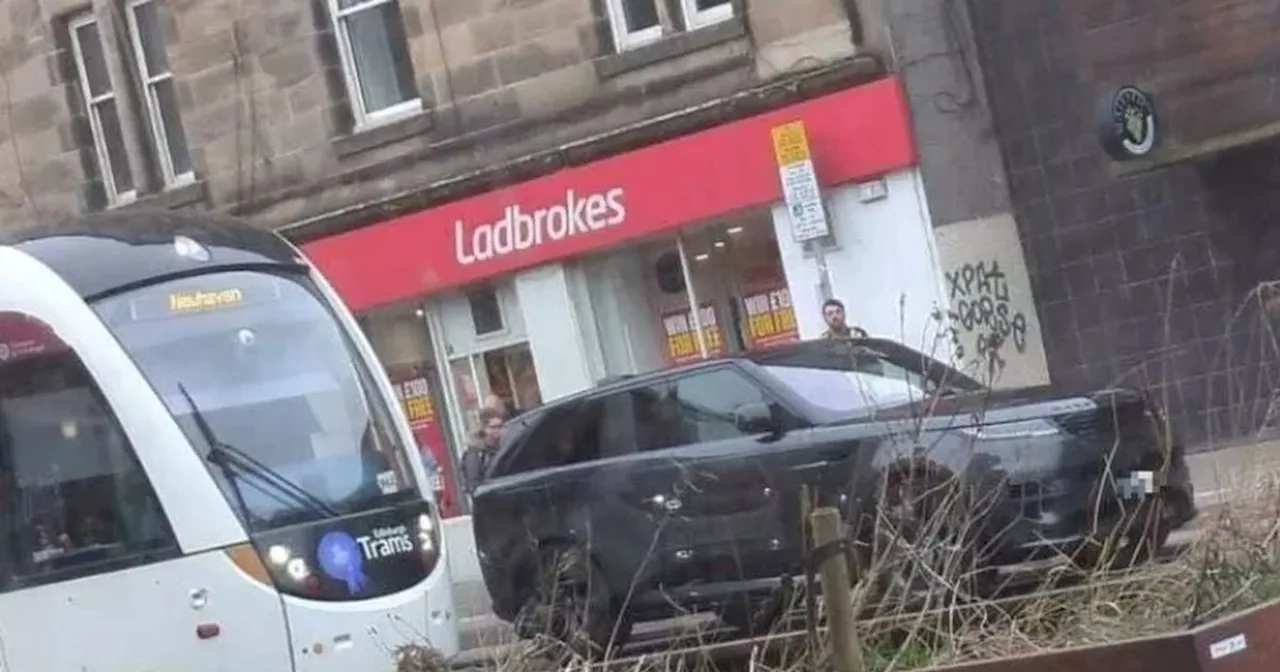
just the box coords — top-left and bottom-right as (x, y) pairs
(770, 121), (834, 302)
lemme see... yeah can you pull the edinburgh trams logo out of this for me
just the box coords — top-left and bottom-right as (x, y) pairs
(317, 531), (371, 595)
(317, 525), (417, 595)
(1097, 85), (1158, 161)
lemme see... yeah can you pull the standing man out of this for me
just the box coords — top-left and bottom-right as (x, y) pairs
(461, 405), (505, 495)
(821, 298), (869, 340)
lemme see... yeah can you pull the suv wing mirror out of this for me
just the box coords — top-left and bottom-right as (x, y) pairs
(735, 401), (782, 438)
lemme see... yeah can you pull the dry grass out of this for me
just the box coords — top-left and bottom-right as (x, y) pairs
(397, 471), (1280, 672)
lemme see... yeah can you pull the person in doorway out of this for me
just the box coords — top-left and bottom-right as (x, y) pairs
(821, 298), (869, 340)
(461, 406), (505, 494)
(511, 363), (543, 413)
(482, 393), (516, 420)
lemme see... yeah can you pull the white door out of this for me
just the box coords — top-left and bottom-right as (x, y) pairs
(0, 249), (293, 672)
(514, 264), (595, 402)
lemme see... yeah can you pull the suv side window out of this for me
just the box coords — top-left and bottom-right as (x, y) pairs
(594, 388), (650, 459)
(499, 403), (603, 476)
(597, 367), (772, 454)
(672, 368), (769, 444)
(0, 311), (177, 588)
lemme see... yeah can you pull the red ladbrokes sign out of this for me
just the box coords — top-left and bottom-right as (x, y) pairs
(455, 188), (626, 265)
(304, 77), (916, 312)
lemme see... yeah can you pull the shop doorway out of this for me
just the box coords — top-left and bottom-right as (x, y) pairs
(447, 342), (542, 431)
(428, 282), (545, 512)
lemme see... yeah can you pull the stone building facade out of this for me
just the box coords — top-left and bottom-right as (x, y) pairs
(0, 0), (889, 229)
(13, 0), (1274, 449)
(955, 0), (1280, 447)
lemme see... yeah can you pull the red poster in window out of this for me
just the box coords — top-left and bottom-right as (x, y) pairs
(661, 303), (725, 365)
(742, 286), (800, 349)
(386, 365), (461, 519)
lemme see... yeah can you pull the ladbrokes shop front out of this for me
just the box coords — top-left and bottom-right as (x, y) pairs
(303, 76), (948, 519)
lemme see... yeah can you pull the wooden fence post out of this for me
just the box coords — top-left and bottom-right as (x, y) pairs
(810, 506), (864, 672)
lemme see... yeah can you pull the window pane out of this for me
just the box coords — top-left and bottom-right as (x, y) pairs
(598, 383), (699, 453)
(468, 287), (503, 335)
(73, 22), (112, 99)
(620, 0), (660, 32)
(343, 3), (418, 114)
(694, 0), (730, 10)
(673, 369), (765, 443)
(93, 272), (420, 533)
(93, 99), (134, 194)
(597, 387), (652, 453)
(0, 311), (173, 583)
(152, 78), (191, 177)
(94, 99), (134, 195)
(766, 366), (921, 414)
(131, 1), (170, 76)
(505, 404), (600, 475)
(596, 372), (765, 454)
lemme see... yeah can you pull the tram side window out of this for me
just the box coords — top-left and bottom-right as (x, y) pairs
(0, 312), (176, 588)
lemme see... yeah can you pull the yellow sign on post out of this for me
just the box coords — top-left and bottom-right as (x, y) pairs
(771, 120), (830, 243)
(771, 121), (811, 165)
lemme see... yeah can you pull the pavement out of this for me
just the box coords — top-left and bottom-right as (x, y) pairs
(1184, 439), (1280, 506)
(448, 440), (1280, 656)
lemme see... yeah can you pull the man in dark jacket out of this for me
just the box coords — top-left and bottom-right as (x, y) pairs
(821, 298), (869, 339)
(461, 407), (504, 494)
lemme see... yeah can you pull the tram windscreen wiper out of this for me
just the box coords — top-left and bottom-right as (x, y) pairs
(176, 384), (340, 522)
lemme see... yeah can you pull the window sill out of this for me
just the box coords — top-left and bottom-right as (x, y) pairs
(595, 16), (747, 79)
(118, 180), (207, 211)
(334, 110), (435, 160)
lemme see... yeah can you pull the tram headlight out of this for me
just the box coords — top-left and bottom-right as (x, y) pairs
(267, 544), (291, 566)
(286, 557), (311, 581)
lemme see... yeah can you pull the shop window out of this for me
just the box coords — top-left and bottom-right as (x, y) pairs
(326, 0), (421, 131)
(468, 286), (505, 336)
(0, 311), (176, 588)
(604, 0), (734, 52)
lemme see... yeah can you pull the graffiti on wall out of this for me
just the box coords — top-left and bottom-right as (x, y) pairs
(945, 259), (1029, 361)
(934, 213), (1049, 389)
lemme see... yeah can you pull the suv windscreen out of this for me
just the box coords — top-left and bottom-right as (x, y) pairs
(93, 269), (419, 532)
(763, 347), (980, 415)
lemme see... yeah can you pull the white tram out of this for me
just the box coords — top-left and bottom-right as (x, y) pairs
(0, 210), (459, 671)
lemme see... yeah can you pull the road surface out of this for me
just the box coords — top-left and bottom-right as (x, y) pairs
(450, 440), (1280, 653)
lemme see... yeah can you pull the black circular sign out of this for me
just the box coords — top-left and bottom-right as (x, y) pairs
(1096, 85), (1158, 161)
(654, 252), (686, 294)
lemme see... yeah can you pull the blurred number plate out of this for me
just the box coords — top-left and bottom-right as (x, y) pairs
(1120, 470), (1155, 500)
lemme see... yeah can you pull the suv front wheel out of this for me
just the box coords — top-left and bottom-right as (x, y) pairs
(512, 545), (633, 657)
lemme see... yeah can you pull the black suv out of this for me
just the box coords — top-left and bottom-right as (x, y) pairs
(471, 339), (1197, 651)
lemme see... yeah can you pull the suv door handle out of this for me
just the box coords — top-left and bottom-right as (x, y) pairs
(817, 444), (856, 461)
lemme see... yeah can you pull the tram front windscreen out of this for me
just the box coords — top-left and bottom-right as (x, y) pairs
(93, 269), (421, 532)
